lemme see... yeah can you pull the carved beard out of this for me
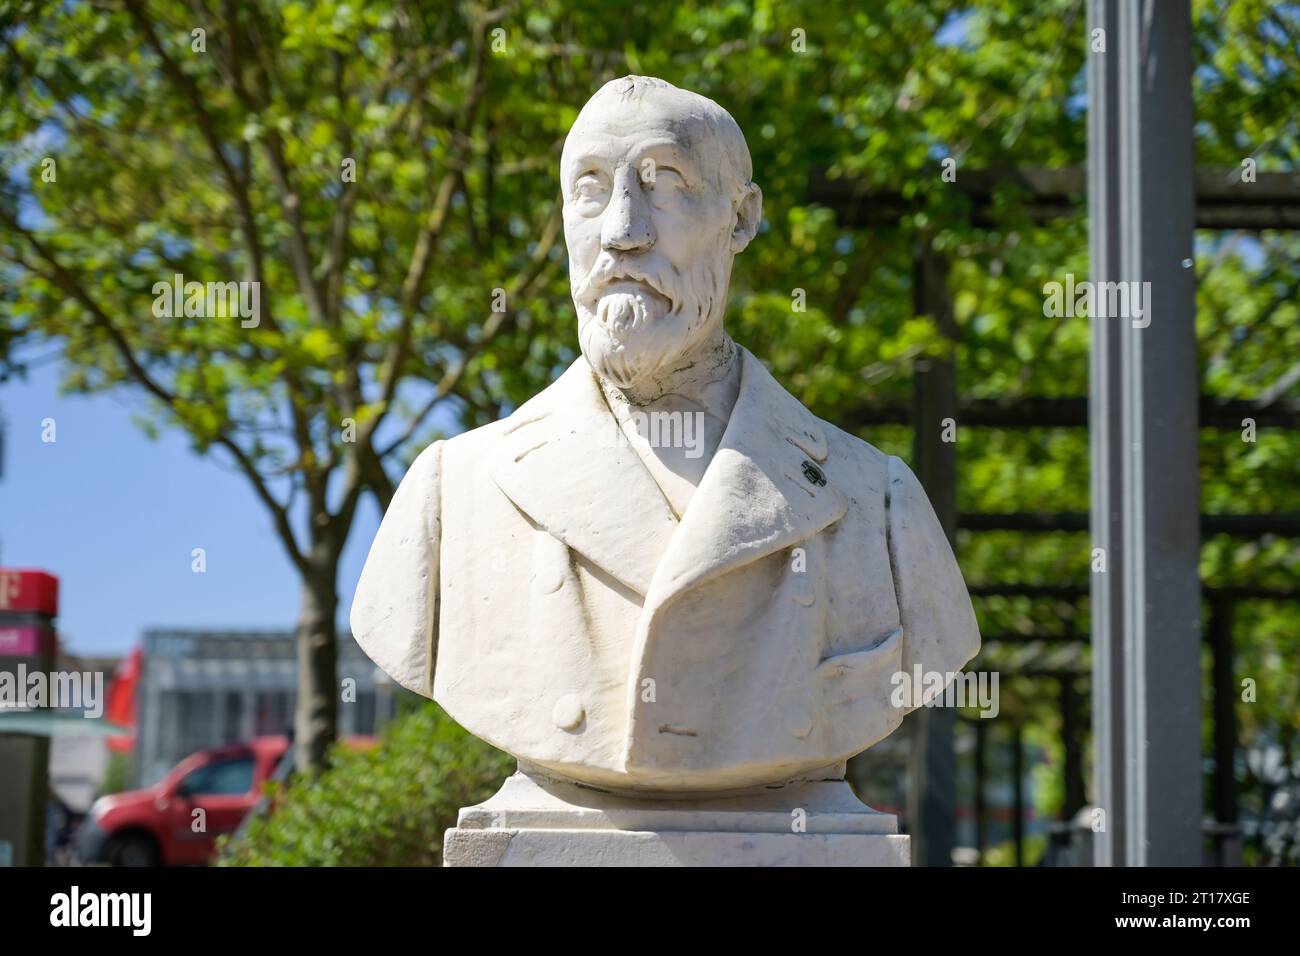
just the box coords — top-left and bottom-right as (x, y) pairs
(577, 260), (725, 390)
(580, 286), (680, 388)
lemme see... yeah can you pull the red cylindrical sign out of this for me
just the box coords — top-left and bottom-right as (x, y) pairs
(0, 569), (59, 617)
(0, 625), (58, 658)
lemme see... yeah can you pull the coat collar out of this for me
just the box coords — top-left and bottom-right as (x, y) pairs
(489, 347), (847, 602)
(489, 357), (678, 596)
(641, 348), (846, 612)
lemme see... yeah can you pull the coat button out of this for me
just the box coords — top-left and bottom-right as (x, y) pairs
(792, 587), (815, 607)
(532, 567), (564, 594)
(552, 694), (585, 731)
(787, 706), (813, 739)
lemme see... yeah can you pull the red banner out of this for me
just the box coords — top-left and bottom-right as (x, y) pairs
(106, 646), (142, 752)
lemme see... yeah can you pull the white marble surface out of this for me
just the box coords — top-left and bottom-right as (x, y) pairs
(351, 76), (980, 800)
(443, 769), (910, 867)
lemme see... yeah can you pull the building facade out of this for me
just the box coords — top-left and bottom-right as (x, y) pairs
(136, 630), (396, 786)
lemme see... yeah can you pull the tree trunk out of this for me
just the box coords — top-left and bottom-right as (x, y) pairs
(294, 558), (339, 773)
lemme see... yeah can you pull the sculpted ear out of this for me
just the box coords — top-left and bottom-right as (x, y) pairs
(730, 181), (763, 254)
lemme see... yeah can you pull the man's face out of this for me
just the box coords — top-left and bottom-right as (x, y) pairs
(562, 91), (748, 389)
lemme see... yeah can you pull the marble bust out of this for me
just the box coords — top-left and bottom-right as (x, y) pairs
(352, 76), (980, 800)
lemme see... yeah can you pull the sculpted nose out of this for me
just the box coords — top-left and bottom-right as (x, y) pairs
(601, 164), (655, 253)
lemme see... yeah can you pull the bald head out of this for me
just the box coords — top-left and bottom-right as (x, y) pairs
(562, 76), (755, 202)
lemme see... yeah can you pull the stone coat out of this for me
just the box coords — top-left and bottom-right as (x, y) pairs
(351, 347), (980, 792)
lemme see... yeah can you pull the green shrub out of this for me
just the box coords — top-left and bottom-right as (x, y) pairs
(216, 702), (514, 866)
(100, 750), (137, 796)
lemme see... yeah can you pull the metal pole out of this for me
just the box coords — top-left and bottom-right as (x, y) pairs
(1088, 0), (1127, 868)
(1012, 723), (1025, 867)
(974, 717), (987, 865)
(1061, 676), (1086, 819)
(1210, 599), (1237, 827)
(907, 241), (959, 867)
(1088, 0), (1203, 866)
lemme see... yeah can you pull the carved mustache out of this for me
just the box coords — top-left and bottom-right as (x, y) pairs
(574, 257), (679, 315)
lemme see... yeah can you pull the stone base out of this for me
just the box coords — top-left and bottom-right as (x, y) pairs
(443, 770), (910, 867)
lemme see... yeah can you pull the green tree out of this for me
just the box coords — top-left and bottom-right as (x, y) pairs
(1, 0), (578, 770)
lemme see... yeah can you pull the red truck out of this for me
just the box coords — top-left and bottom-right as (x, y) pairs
(77, 735), (373, 866)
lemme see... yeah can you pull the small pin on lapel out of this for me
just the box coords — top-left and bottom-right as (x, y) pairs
(801, 460), (827, 487)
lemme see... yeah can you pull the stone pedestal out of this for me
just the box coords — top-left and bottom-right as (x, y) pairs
(443, 770), (909, 867)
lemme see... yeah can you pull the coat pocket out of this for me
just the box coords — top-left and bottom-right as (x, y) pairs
(816, 627), (903, 705)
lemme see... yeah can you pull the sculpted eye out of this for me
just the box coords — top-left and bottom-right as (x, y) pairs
(647, 165), (685, 189)
(574, 171), (607, 200)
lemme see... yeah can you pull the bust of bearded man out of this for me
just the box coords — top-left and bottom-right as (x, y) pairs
(352, 76), (980, 803)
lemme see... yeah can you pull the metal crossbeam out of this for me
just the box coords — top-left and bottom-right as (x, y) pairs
(810, 167), (1300, 230)
(957, 512), (1300, 536)
(843, 395), (1300, 430)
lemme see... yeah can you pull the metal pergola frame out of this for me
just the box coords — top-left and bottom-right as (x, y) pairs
(829, 0), (1299, 866)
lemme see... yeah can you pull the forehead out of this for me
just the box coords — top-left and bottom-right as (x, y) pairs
(563, 92), (732, 170)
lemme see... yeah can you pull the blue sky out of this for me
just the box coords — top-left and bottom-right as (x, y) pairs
(1, 360), (384, 658)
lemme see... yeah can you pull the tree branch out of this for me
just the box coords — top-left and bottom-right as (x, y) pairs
(0, 206), (311, 577)
(377, 195), (562, 459)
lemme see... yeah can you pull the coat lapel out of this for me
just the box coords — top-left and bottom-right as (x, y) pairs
(489, 357), (679, 596)
(641, 347), (848, 615)
(490, 348), (847, 607)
